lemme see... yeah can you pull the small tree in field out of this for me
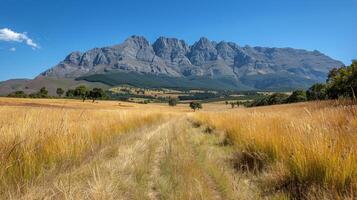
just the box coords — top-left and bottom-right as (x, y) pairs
(74, 85), (89, 102)
(168, 98), (178, 106)
(37, 87), (48, 98)
(89, 88), (105, 103)
(56, 88), (64, 97)
(189, 102), (202, 111)
(236, 101), (241, 107)
(66, 89), (75, 97)
(230, 102), (235, 108)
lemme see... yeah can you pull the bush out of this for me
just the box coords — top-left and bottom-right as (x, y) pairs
(66, 89), (75, 97)
(56, 88), (64, 97)
(28, 87), (49, 98)
(7, 91), (27, 98)
(306, 83), (327, 100)
(168, 98), (178, 106)
(286, 90), (307, 103)
(249, 93), (289, 107)
(74, 85), (89, 102)
(88, 88), (105, 102)
(189, 102), (202, 111)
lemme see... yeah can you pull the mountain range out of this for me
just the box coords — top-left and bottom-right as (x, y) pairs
(0, 36), (344, 95)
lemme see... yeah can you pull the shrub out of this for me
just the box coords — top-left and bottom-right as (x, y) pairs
(66, 89), (75, 97)
(189, 102), (202, 111)
(56, 88), (64, 97)
(28, 87), (49, 98)
(306, 83), (327, 100)
(168, 98), (178, 106)
(249, 93), (289, 107)
(74, 85), (89, 102)
(88, 88), (105, 102)
(7, 91), (27, 98)
(286, 90), (307, 103)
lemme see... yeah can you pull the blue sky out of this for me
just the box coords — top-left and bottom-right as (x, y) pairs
(0, 0), (356, 81)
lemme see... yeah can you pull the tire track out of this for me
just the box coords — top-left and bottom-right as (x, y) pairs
(148, 133), (167, 200)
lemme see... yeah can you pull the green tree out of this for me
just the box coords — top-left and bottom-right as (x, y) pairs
(168, 98), (178, 106)
(267, 93), (289, 105)
(306, 83), (327, 100)
(236, 101), (241, 107)
(56, 88), (64, 97)
(7, 90), (27, 98)
(89, 88), (105, 102)
(250, 97), (269, 107)
(189, 102), (202, 111)
(66, 89), (75, 97)
(230, 102), (235, 108)
(286, 90), (307, 103)
(74, 85), (89, 102)
(27, 87), (48, 98)
(249, 93), (289, 107)
(325, 61), (357, 99)
(38, 87), (48, 98)
(326, 67), (349, 99)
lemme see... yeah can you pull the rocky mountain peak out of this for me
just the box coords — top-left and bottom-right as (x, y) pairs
(188, 37), (218, 65)
(152, 37), (190, 61)
(64, 51), (83, 65)
(215, 41), (237, 62)
(37, 35), (344, 90)
(124, 35), (150, 49)
(193, 37), (215, 50)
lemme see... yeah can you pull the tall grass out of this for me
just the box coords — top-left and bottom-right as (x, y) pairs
(194, 101), (357, 197)
(0, 106), (164, 195)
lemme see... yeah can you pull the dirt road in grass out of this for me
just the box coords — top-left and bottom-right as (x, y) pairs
(13, 116), (261, 200)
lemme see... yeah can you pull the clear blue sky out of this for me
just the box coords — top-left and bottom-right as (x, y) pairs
(0, 0), (356, 81)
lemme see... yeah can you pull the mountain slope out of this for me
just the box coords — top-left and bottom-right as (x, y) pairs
(0, 35), (344, 95)
(76, 72), (252, 91)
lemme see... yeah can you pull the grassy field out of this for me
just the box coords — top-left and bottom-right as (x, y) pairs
(194, 101), (357, 199)
(0, 98), (171, 197)
(0, 97), (356, 199)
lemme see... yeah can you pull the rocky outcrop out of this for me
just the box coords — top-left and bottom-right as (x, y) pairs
(38, 35), (343, 89)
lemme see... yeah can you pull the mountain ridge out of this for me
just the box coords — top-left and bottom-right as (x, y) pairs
(40, 35), (343, 81)
(0, 35), (344, 95)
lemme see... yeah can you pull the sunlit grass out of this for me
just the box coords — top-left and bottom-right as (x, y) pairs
(194, 101), (357, 197)
(0, 100), (165, 195)
(2, 97), (356, 199)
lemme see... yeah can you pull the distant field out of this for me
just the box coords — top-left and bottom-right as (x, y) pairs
(0, 97), (355, 199)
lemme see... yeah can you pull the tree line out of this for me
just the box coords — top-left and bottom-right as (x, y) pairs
(8, 85), (106, 102)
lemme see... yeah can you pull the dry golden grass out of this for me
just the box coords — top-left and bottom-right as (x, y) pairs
(194, 101), (357, 198)
(0, 97), (170, 196)
(1, 97), (356, 199)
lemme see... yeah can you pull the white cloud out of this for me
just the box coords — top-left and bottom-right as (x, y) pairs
(0, 28), (39, 49)
(9, 47), (16, 52)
